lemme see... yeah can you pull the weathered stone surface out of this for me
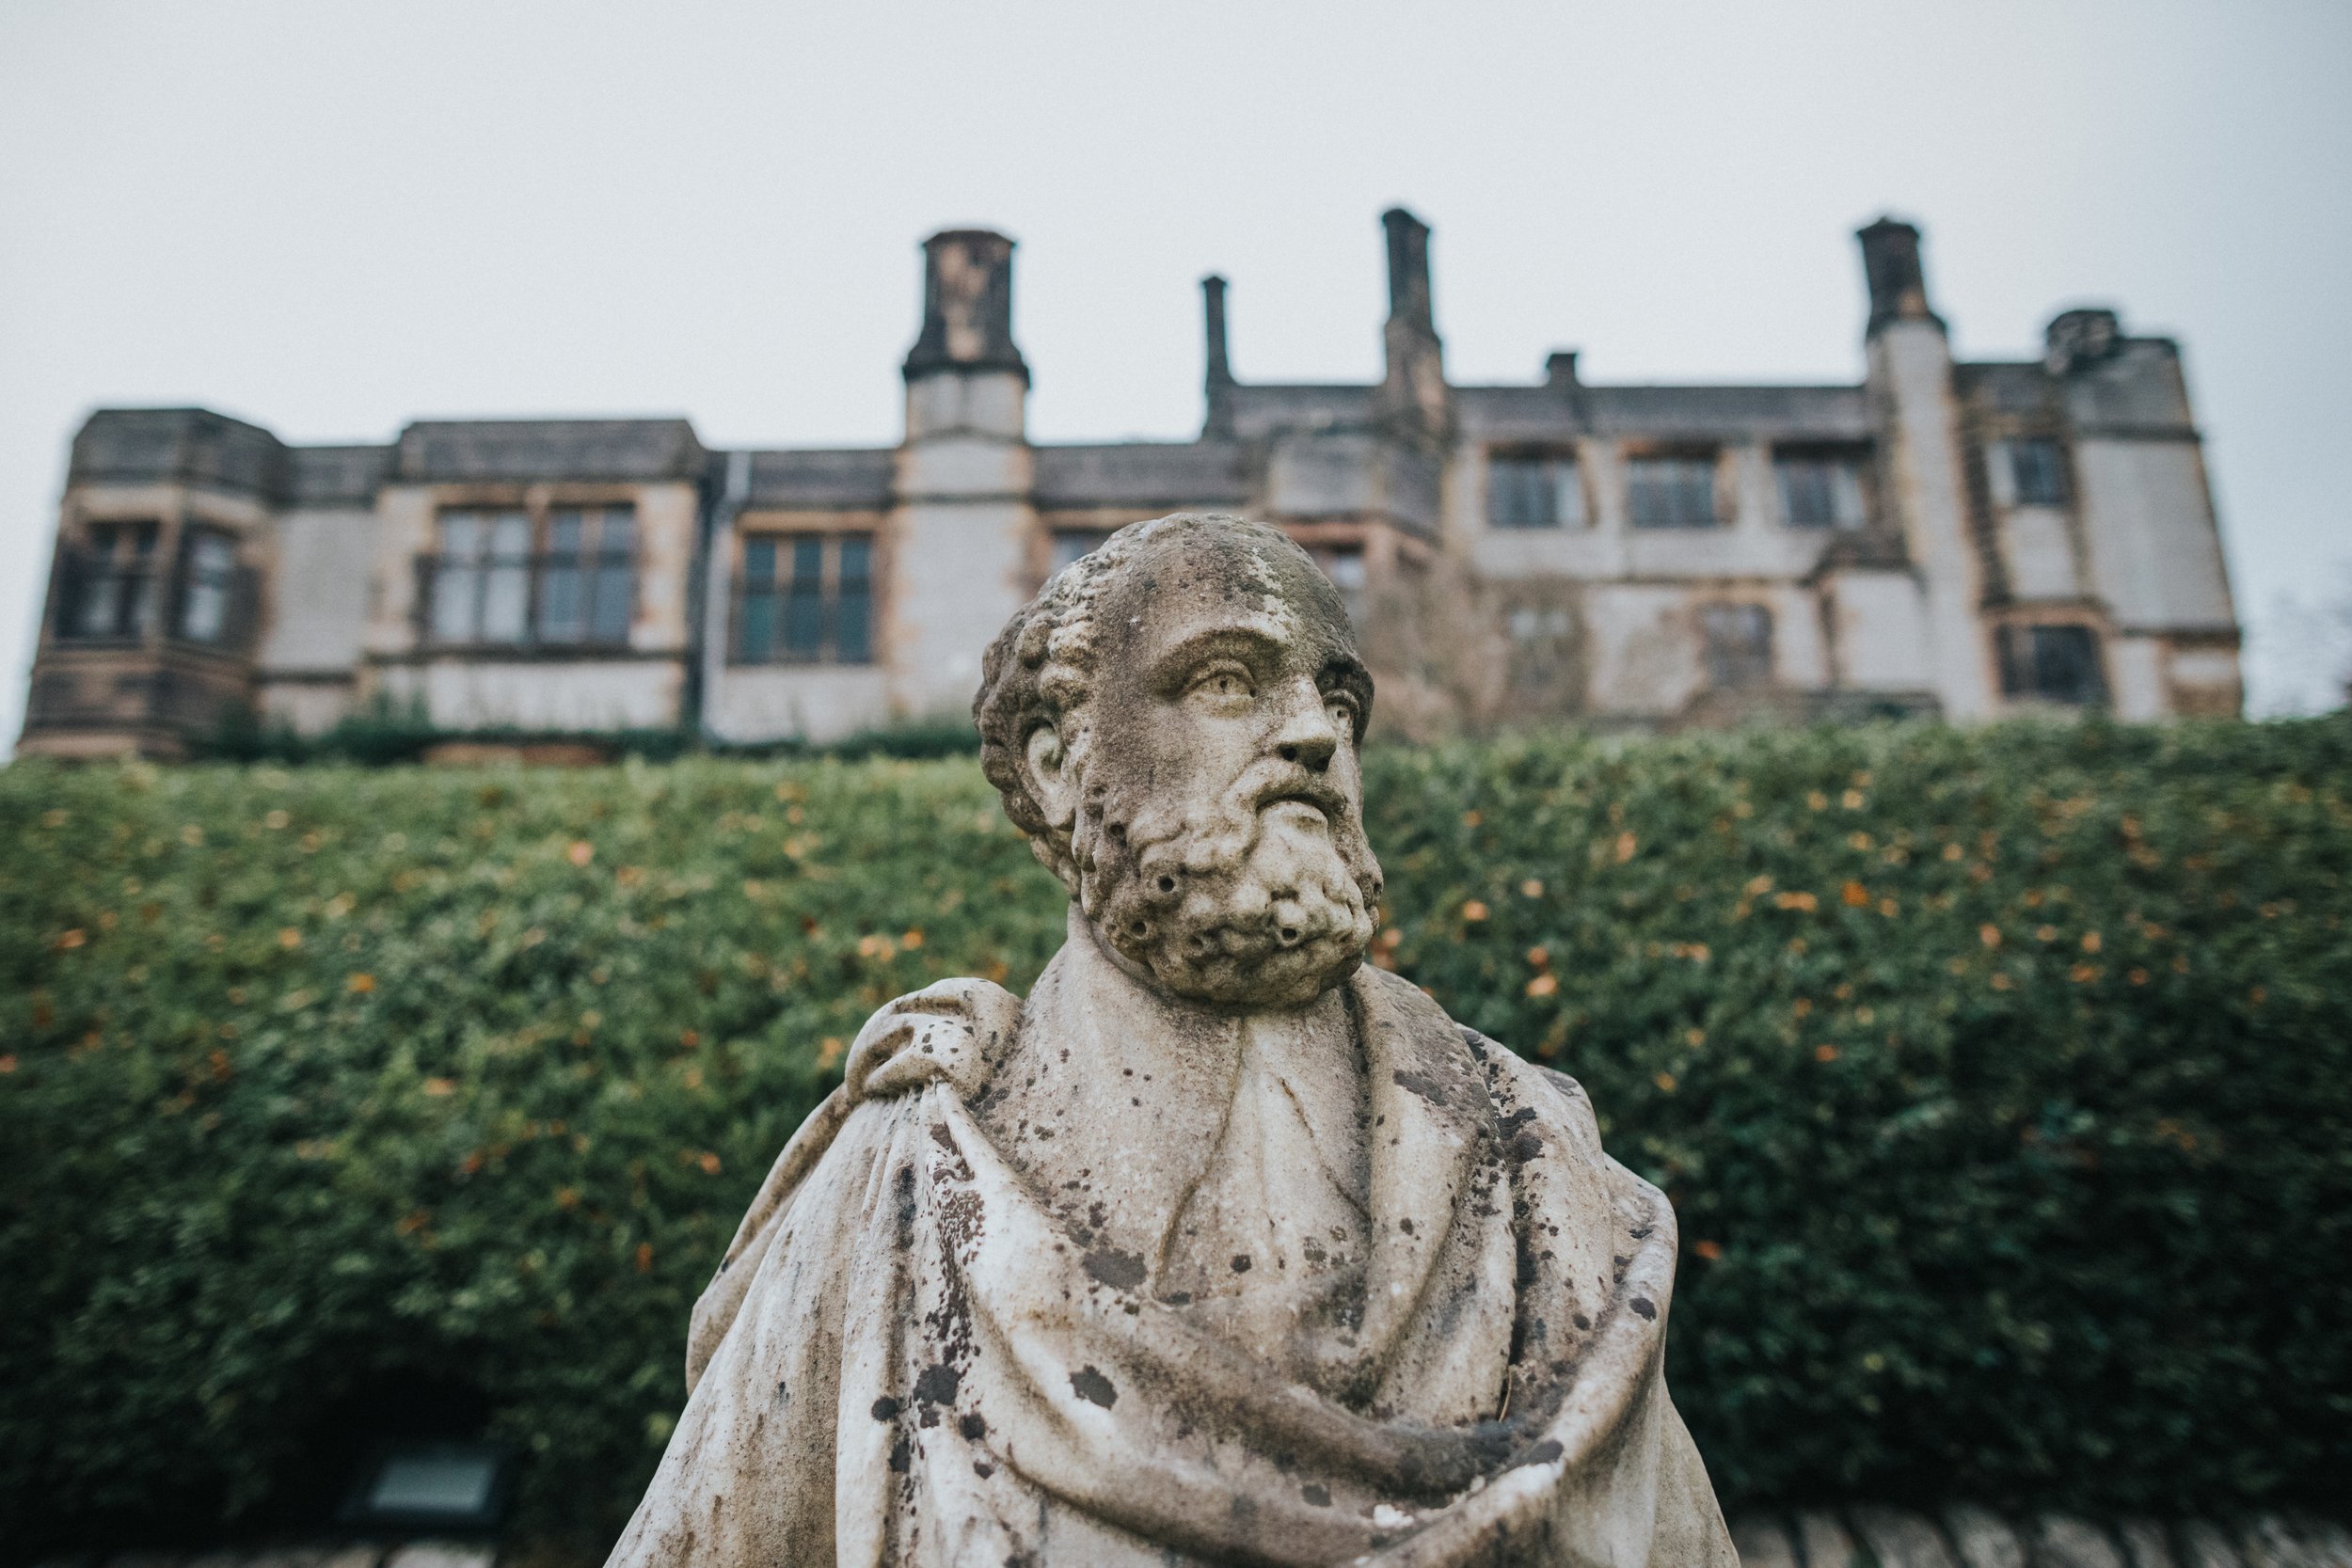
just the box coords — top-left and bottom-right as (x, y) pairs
(603, 515), (1740, 1568)
(382, 1544), (493, 1568)
(2118, 1520), (2179, 1568)
(1797, 1511), (1864, 1568)
(2242, 1517), (2321, 1568)
(243, 1549), (331, 1568)
(1731, 1515), (1802, 1568)
(2178, 1521), (2246, 1568)
(2037, 1515), (2129, 1568)
(2296, 1518), (2352, 1568)
(1947, 1505), (2030, 1568)
(1854, 1506), (1963, 1568)
(316, 1547), (387, 1568)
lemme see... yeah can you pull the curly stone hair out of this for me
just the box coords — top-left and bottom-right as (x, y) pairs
(973, 513), (1365, 887)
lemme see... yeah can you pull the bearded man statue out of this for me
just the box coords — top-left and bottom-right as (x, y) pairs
(607, 514), (1736, 1568)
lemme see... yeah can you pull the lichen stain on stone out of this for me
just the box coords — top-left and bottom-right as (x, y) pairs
(1069, 1365), (1119, 1408)
(1391, 1067), (1451, 1105)
(1082, 1246), (1147, 1291)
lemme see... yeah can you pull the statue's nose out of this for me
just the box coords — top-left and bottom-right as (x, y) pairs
(1272, 683), (1340, 773)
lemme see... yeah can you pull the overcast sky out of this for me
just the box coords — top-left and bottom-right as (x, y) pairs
(4, 0), (2347, 750)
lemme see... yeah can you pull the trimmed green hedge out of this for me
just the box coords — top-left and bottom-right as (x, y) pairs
(1366, 720), (2350, 1512)
(2, 719), (2347, 1551)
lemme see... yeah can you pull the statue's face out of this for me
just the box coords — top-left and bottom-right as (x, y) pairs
(1039, 528), (1382, 1008)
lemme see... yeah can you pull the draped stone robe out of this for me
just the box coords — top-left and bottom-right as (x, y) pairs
(607, 925), (1734, 1568)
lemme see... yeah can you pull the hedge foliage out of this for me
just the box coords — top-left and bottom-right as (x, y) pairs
(3, 718), (2347, 1551)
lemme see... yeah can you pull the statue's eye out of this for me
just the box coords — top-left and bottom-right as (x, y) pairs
(1188, 662), (1255, 704)
(1319, 681), (1360, 732)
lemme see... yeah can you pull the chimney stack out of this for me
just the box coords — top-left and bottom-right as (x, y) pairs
(903, 230), (1028, 384)
(1856, 217), (1943, 334)
(1382, 208), (1436, 332)
(1201, 275), (1235, 437)
(1375, 207), (1450, 441)
(1857, 213), (1992, 720)
(890, 227), (1036, 715)
(2043, 307), (2122, 375)
(1201, 275), (1234, 388)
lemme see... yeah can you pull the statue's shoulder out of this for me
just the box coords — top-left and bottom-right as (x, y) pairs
(686, 977), (1017, 1388)
(1473, 1030), (1604, 1142)
(1455, 1022), (1647, 1218)
(843, 975), (1022, 1105)
(1351, 962), (1611, 1151)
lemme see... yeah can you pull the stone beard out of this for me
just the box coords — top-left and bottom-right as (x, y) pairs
(606, 515), (1736, 1568)
(1077, 749), (1380, 1008)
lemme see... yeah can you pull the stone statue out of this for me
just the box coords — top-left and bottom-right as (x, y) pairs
(609, 515), (1735, 1567)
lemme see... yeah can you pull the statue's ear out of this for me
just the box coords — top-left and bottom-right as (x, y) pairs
(1024, 722), (1077, 831)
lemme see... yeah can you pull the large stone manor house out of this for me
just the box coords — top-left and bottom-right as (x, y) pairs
(19, 210), (2241, 757)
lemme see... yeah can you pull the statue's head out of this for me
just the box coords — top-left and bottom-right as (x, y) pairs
(976, 514), (1382, 1008)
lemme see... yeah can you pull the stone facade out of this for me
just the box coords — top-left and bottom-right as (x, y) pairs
(17, 213), (2241, 758)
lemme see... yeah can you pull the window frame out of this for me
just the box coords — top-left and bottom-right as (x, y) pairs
(1699, 602), (1775, 689)
(1997, 622), (2107, 707)
(731, 530), (878, 668)
(170, 524), (245, 647)
(56, 519), (165, 643)
(1486, 449), (1587, 531)
(1502, 599), (1579, 702)
(2008, 439), (2071, 508)
(419, 501), (642, 653)
(1626, 450), (1725, 530)
(1772, 446), (1871, 531)
(534, 506), (639, 647)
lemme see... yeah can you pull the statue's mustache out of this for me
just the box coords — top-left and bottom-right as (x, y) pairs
(1227, 755), (1351, 826)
